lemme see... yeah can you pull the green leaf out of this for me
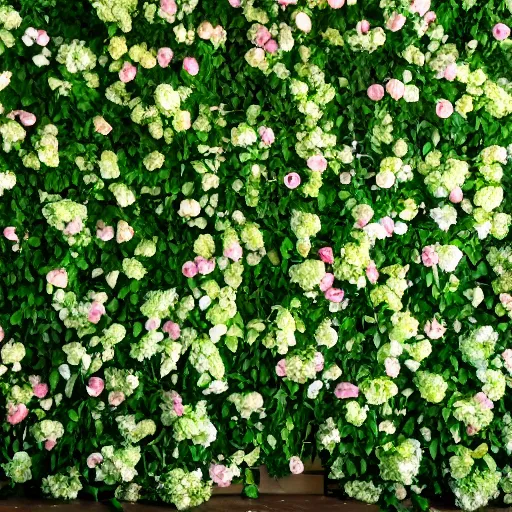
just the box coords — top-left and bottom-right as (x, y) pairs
(280, 237), (294, 260)
(49, 370), (60, 392)
(243, 484), (258, 499)
(68, 410), (79, 422)
(10, 309), (23, 325)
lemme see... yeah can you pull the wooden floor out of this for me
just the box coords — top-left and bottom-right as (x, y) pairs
(0, 496), (379, 511)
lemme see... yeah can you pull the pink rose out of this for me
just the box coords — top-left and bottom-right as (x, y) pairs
(0, 326), (4, 342)
(108, 391), (125, 407)
(258, 126), (275, 145)
(88, 302), (105, 324)
(228, 0), (241, 6)
(379, 216), (395, 236)
(36, 30), (50, 46)
(357, 20), (370, 34)
(493, 23), (510, 41)
(410, 0), (430, 17)
(195, 256), (215, 275)
(444, 63), (457, 81)
(424, 318), (446, 339)
(264, 39), (278, 53)
(198, 21), (214, 40)
(119, 62), (137, 83)
(466, 425), (478, 436)
(157, 47), (174, 68)
(387, 13), (406, 32)
(449, 187), (463, 203)
(160, 0), (177, 15)
(46, 268), (68, 288)
(93, 116), (112, 135)
(424, 11), (436, 24)
(276, 359), (287, 377)
(172, 392), (184, 416)
(318, 247), (334, 264)
(224, 242), (243, 262)
(87, 453), (104, 469)
(386, 79), (405, 100)
(33, 383), (49, 398)
(334, 382), (359, 399)
(367, 84), (385, 101)
(255, 25), (271, 47)
(421, 246), (439, 267)
(319, 273), (335, 292)
(314, 352), (324, 372)
(7, 403), (29, 425)
(97, 224), (115, 241)
(209, 464), (233, 487)
(502, 348), (512, 370)
(295, 12), (312, 33)
(45, 440), (57, 451)
(366, 262), (379, 284)
(385, 357), (400, 378)
(145, 317), (161, 331)
(163, 321), (181, 340)
(19, 111), (36, 127)
(3, 227), (18, 241)
(278, 0), (297, 5)
(474, 392), (494, 410)
(182, 261), (198, 278)
(325, 288), (344, 303)
(63, 217), (83, 236)
(340, 172), (352, 185)
(284, 172), (301, 189)
(327, 0), (345, 7)
(183, 57), (199, 76)
(289, 456), (304, 475)
(116, 221), (134, 243)
(307, 155), (328, 172)
(436, 99), (453, 119)
(86, 377), (105, 397)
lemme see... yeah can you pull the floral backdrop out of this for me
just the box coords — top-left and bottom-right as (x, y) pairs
(0, 0), (512, 509)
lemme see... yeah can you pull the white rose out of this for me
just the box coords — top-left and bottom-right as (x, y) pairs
(178, 199), (201, 218)
(437, 245), (463, 273)
(375, 170), (396, 188)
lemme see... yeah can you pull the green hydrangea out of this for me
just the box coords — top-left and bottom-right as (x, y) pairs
(344, 480), (382, 504)
(414, 371), (448, 403)
(42, 467), (82, 500)
(345, 401), (367, 427)
(96, 445), (141, 484)
(2, 452), (32, 483)
(449, 466), (501, 511)
(158, 468), (212, 510)
(377, 439), (422, 485)
(289, 260), (326, 291)
(361, 378), (398, 405)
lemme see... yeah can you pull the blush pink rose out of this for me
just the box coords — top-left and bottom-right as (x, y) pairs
(0, 326), (4, 342)
(295, 12), (312, 33)
(228, 0), (241, 6)
(46, 268), (68, 288)
(198, 21), (214, 40)
(3, 227), (18, 241)
(116, 221), (134, 243)
(436, 99), (453, 118)
(255, 25), (271, 47)
(421, 245), (439, 267)
(367, 84), (385, 101)
(502, 348), (512, 370)
(224, 242), (243, 262)
(19, 111), (36, 126)
(318, 247), (334, 264)
(410, 0), (430, 17)
(63, 217), (83, 236)
(183, 57), (199, 76)
(182, 261), (199, 278)
(87, 453), (104, 468)
(387, 13), (406, 31)
(493, 23), (510, 41)
(325, 288), (345, 303)
(264, 39), (278, 53)
(33, 383), (49, 398)
(258, 126), (275, 145)
(157, 47), (174, 68)
(276, 359), (287, 377)
(444, 63), (457, 81)
(379, 216), (395, 236)
(284, 173), (301, 189)
(386, 79), (405, 100)
(424, 11), (436, 23)
(119, 62), (137, 83)
(357, 20), (370, 34)
(366, 262), (379, 284)
(160, 0), (177, 15)
(86, 377), (105, 397)
(319, 273), (335, 292)
(334, 382), (359, 399)
(45, 440), (57, 451)
(424, 318), (446, 339)
(97, 225), (115, 241)
(7, 403), (28, 425)
(195, 256), (215, 275)
(145, 317), (161, 331)
(474, 392), (494, 410)
(163, 321), (181, 340)
(88, 302), (105, 324)
(108, 391), (125, 407)
(466, 425), (478, 436)
(93, 116), (112, 135)
(289, 456), (304, 475)
(209, 464), (233, 487)
(307, 155), (328, 172)
(385, 357), (400, 378)
(36, 30), (50, 46)
(171, 392), (184, 416)
(314, 352), (324, 372)
(449, 187), (463, 203)
(327, 0), (345, 7)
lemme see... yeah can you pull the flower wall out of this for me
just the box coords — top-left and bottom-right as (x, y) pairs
(1, 0), (512, 509)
